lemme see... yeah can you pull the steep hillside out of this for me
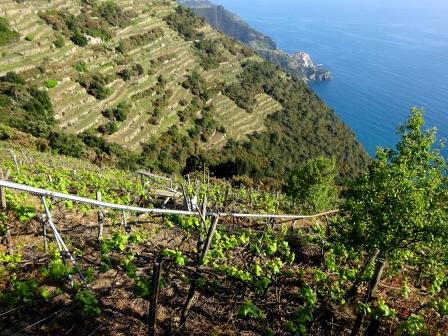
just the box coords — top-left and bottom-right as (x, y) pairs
(0, 0), (368, 180)
(179, 0), (332, 81)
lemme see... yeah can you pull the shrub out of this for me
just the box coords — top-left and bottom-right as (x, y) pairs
(102, 101), (129, 122)
(77, 73), (112, 100)
(285, 156), (338, 213)
(24, 34), (33, 41)
(45, 79), (58, 89)
(96, 1), (136, 28)
(0, 71), (25, 85)
(164, 6), (204, 40)
(71, 31), (88, 46)
(97, 121), (118, 135)
(53, 34), (65, 48)
(73, 61), (88, 72)
(194, 38), (224, 70)
(117, 63), (144, 81)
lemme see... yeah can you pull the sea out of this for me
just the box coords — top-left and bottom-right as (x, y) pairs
(212, 0), (448, 156)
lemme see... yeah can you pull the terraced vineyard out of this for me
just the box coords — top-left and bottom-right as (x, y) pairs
(1, 110), (447, 336)
(0, 0), (278, 152)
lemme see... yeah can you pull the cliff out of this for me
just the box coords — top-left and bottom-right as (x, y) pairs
(179, 0), (332, 82)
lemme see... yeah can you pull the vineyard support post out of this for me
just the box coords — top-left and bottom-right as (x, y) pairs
(200, 215), (219, 264)
(96, 191), (104, 240)
(148, 260), (163, 336)
(180, 275), (198, 331)
(41, 214), (48, 254)
(123, 210), (130, 233)
(41, 197), (76, 265)
(361, 258), (387, 336)
(350, 255), (385, 336)
(347, 248), (380, 300)
(366, 258), (385, 302)
(9, 149), (20, 174)
(0, 168), (13, 255)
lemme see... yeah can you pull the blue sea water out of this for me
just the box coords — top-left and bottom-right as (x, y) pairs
(212, 0), (448, 156)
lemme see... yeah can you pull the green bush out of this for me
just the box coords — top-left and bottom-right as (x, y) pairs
(164, 6), (204, 40)
(286, 156), (338, 213)
(71, 31), (88, 46)
(102, 101), (129, 122)
(77, 73), (112, 100)
(24, 34), (33, 41)
(53, 34), (65, 48)
(96, 1), (136, 27)
(194, 38), (224, 70)
(97, 121), (118, 135)
(45, 79), (58, 89)
(73, 61), (88, 72)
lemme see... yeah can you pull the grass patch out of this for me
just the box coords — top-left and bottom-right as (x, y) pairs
(0, 17), (20, 46)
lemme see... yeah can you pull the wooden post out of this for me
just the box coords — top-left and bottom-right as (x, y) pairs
(9, 149), (20, 174)
(180, 276), (198, 331)
(350, 256), (386, 336)
(347, 248), (380, 299)
(148, 260), (163, 336)
(123, 211), (130, 233)
(42, 215), (48, 254)
(96, 191), (104, 240)
(200, 215), (219, 264)
(366, 258), (385, 302)
(0, 169), (12, 255)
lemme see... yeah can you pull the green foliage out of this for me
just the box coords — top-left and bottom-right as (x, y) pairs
(336, 108), (448, 261)
(286, 156), (338, 213)
(75, 289), (101, 317)
(238, 300), (266, 319)
(102, 102), (129, 122)
(77, 73), (112, 100)
(0, 17), (20, 46)
(41, 251), (73, 281)
(45, 79), (58, 89)
(97, 121), (118, 135)
(0, 72), (55, 137)
(117, 63), (144, 81)
(164, 6), (204, 40)
(48, 132), (86, 157)
(194, 38), (224, 70)
(285, 285), (317, 335)
(96, 1), (136, 27)
(40, 1), (134, 47)
(74, 61), (88, 72)
(116, 28), (164, 53)
(398, 314), (427, 336)
(163, 248), (186, 266)
(24, 34), (33, 41)
(207, 60), (368, 181)
(1, 279), (40, 305)
(182, 71), (211, 102)
(53, 34), (65, 48)
(70, 30), (88, 46)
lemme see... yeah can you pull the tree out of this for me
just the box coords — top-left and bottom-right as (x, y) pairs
(286, 156), (338, 213)
(336, 108), (448, 334)
(338, 108), (447, 260)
